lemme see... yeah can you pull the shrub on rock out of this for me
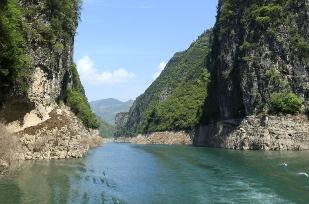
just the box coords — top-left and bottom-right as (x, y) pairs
(270, 92), (302, 114)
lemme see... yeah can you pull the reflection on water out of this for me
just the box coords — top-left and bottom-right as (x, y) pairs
(0, 154), (120, 204)
(0, 143), (309, 204)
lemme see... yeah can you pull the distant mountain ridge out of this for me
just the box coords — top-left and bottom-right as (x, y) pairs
(90, 98), (134, 125)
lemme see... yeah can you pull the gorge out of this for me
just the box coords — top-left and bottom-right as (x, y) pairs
(0, 0), (308, 203)
(117, 0), (309, 150)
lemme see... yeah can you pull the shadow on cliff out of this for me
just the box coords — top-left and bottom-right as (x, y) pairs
(0, 96), (35, 124)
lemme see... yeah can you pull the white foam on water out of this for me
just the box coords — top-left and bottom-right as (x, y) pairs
(296, 172), (309, 178)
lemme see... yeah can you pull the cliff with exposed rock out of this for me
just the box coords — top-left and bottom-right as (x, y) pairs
(196, 0), (309, 149)
(118, 0), (309, 150)
(0, 0), (101, 171)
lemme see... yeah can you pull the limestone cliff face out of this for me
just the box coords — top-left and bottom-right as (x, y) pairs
(0, 0), (76, 125)
(196, 0), (309, 148)
(0, 1), (101, 160)
(203, 0), (308, 120)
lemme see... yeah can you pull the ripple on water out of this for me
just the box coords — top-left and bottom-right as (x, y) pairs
(0, 143), (309, 204)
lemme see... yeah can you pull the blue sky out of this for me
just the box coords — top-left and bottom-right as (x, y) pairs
(74, 0), (218, 102)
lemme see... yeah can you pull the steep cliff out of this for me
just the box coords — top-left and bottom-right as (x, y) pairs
(120, 30), (212, 136)
(119, 0), (309, 150)
(0, 0), (98, 128)
(195, 0), (309, 149)
(201, 0), (308, 121)
(0, 0), (101, 162)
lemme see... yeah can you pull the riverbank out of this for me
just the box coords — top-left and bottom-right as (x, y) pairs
(0, 105), (104, 175)
(114, 131), (192, 145)
(115, 114), (309, 150)
(16, 106), (104, 160)
(196, 114), (309, 150)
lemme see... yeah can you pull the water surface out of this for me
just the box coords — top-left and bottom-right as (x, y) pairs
(0, 143), (309, 203)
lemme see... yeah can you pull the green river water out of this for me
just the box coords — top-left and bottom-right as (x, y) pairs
(0, 143), (309, 204)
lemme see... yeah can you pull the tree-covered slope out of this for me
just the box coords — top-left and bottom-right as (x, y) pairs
(121, 30), (212, 135)
(0, 0), (30, 102)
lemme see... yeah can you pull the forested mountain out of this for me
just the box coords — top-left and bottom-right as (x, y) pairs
(117, 30), (212, 136)
(118, 0), (309, 150)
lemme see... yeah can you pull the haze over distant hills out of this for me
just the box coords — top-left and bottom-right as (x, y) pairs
(90, 98), (134, 125)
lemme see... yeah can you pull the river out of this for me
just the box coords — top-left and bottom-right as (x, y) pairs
(0, 143), (308, 203)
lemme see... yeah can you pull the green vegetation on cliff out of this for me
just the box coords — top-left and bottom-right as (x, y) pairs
(120, 0), (308, 137)
(66, 64), (99, 129)
(0, 0), (29, 96)
(0, 0), (98, 130)
(122, 30), (213, 135)
(141, 71), (210, 132)
(270, 92), (303, 114)
(42, 0), (99, 129)
(200, 0), (309, 122)
(22, 0), (81, 51)
(0, 0), (82, 97)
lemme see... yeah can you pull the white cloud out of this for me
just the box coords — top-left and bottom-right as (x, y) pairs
(77, 55), (135, 85)
(153, 61), (167, 79)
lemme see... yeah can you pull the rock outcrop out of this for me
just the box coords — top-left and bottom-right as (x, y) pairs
(17, 106), (103, 160)
(0, 0), (77, 122)
(0, 0), (101, 167)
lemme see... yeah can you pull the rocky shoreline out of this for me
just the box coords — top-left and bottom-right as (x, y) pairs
(16, 106), (104, 160)
(0, 105), (104, 175)
(114, 131), (193, 145)
(196, 114), (309, 150)
(114, 114), (309, 151)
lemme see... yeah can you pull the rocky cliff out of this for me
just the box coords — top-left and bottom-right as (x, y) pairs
(1, 0), (76, 119)
(119, 0), (309, 150)
(196, 0), (309, 149)
(0, 0), (101, 165)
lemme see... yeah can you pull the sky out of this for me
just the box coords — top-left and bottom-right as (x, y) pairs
(74, 0), (218, 102)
